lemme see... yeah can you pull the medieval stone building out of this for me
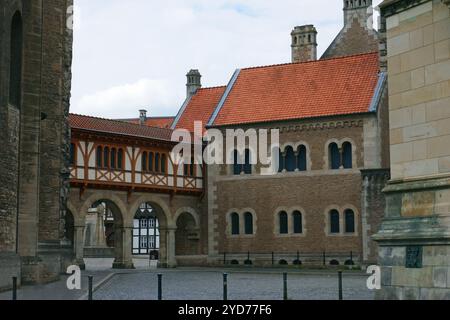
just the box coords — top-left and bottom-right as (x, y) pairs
(0, 0), (73, 291)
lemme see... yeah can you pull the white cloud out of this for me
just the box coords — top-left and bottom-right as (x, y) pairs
(74, 78), (179, 118)
(71, 0), (383, 119)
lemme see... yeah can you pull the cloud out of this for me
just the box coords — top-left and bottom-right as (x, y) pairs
(74, 78), (180, 118)
(70, 0), (383, 119)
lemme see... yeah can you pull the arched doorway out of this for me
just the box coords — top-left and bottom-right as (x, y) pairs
(133, 202), (160, 259)
(83, 199), (132, 269)
(175, 212), (200, 256)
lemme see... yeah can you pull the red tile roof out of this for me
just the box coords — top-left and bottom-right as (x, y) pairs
(124, 117), (175, 128)
(212, 52), (380, 126)
(174, 86), (226, 133)
(69, 114), (174, 141)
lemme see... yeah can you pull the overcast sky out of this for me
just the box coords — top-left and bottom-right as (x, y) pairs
(70, 0), (383, 119)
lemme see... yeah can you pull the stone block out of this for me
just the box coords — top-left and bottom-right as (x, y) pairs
(425, 60), (450, 85)
(410, 28), (424, 50)
(390, 108), (412, 129)
(428, 135), (450, 158)
(403, 122), (437, 143)
(419, 288), (450, 299)
(401, 44), (435, 72)
(434, 18), (450, 42)
(413, 140), (427, 161)
(433, 267), (448, 288)
(379, 247), (405, 266)
(438, 157), (450, 174)
(411, 68), (425, 89)
(391, 142), (413, 164)
(426, 97), (450, 121)
(403, 287), (420, 300)
(401, 191), (435, 217)
(390, 128), (404, 145)
(435, 39), (450, 62)
(389, 71), (412, 94)
(388, 33), (411, 57)
(381, 266), (393, 286)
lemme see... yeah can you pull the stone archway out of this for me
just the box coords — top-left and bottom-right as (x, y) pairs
(79, 194), (133, 269)
(175, 210), (200, 256)
(129, 195), (172, 267)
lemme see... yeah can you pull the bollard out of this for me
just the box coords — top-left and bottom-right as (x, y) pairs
(338, 271), (343, 300)
(223, 273), (228, 301)
(223, 252), (227, 265)
(12, 277), (17, 301)
(272, 252), (274, 266)
(350, 251), (353, 264)
(323, 251), (326, 266)
(158, 274), (162, 300)
(283, 273), (288, 301)
(88, 276), (93, 301)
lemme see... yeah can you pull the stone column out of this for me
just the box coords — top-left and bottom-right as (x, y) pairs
(74, 225), (85, 270)
(112, 227), (134, 269)
(167, 228), (177, 268)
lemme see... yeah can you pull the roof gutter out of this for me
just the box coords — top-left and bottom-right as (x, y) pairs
(368, 72), (387, 113)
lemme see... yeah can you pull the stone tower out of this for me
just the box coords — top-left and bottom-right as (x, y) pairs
(291, 25), (317, 63)
(321, 0), (378, 59)
(0, 0), (73, 290)
(343, 0), (373, 27)
(186, 69), (202, 99)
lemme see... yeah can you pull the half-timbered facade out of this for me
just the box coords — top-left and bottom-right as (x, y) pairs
(67, 114), (206, 269)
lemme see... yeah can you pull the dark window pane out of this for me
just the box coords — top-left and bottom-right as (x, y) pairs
(345, 209), (355, 233)
(148, 153), (154, 172)
(329, 143), (340, 170)
(279, 212), (288, 234)
(297, 145), (307, 171)
(9, 12), (22, 107)
(278, 148), (284, 173)
(142, 152), (147, 171)
(244, 149), (252, 174)
(231, 213), (239, 235)
(118, 149), (123, 169)
(69, 143), (75, 166)
(233, 150), (241, 175)
(96, 147), (102, 168)
(330, 210), (340, 234)
(343, 142), (353, 169)
(285, 147), (296, 172)
(155, 153), (160, 172)
(293, 211), (303, 234)
(111, 148), (116, 169)
(244, 212), (253, 235)
(103, 147), (109, 168)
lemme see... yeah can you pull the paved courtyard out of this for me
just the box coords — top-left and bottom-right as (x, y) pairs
(94, 270), (374, 301)
(0, 258), (375, 300)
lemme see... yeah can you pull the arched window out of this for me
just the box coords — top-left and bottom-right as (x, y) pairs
(148, 152), (154, 172)
(96, 146), (103, 168)
(285, 146), (296, 172)
(69, 143), (76, 166)
(330, 210), (340, 234)
(297, 145), (307, 171)
(142, 152), (148, 171)
(9, 12), (23, 108)
(231, 213), (240, 235)
(103, 147), (110, 168)
(155, 153), (160, 172)
(161, 154), (167, 174)
(329, 143), (340, 170)
(342, 142), (353, 169)
(243, 149), (252, 174)
(233, 150), (242, 175)
(345, 209), (355, 233)
(118, 149), (124, 170)
(278, 148), (284, 173)
(110, 148), (117, 169)
(279, 211), (288, 234)
(293, 211), (303, 234)
(244, 212), (254, 235)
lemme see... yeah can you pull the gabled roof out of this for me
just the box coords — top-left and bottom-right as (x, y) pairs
(123, 117), (175, 129)
(172, 86), (226, 133)
(210, 52), (380, 127)
(69, 114), (174, 141)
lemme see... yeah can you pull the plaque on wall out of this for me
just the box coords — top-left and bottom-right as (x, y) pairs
(405, 246), (423, 269)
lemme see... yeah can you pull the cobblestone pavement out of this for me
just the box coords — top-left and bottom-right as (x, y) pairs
(94, 270), (374, 301)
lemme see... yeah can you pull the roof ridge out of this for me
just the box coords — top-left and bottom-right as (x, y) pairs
(198, 85), (227, 91)
(240, 51), (379, 71)
(69, 113), (174, 132)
